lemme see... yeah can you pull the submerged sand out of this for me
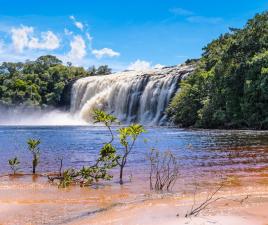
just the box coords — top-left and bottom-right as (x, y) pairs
(0, 174), (268, 225)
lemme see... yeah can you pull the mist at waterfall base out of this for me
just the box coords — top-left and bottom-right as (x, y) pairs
(0, 107), (87, 126)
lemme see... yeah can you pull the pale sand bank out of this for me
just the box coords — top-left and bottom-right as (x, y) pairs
(68, 196), (268, 225)
(0, 175), (267, 225)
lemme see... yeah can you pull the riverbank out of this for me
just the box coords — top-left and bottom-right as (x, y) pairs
(0, 174), (267, 225)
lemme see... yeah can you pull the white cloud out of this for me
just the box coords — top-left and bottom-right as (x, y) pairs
(169, 7), (194, 16)
(154, 64), (165, 69)
(92, 48), (120, 59)
(28, 31), (60, 50)
(4, 20), (124, 71)
(86, 32), (93, 50)
(70, 15), (84, 31)
(128, 60), (165, 71)
(86, 32), (93, 42)
(64, 28), (73, 36)
(169, 8), (223, 25)
(128, 59), (151, 71)
(67, 35), (86, 60)
(10, 25), (59, 53)
(74, 21), (84, 30)
(186, 16), (223, 24)
(11, 26), (33, 52)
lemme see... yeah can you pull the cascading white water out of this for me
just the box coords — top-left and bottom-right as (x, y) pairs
(71, 65), (194, 125)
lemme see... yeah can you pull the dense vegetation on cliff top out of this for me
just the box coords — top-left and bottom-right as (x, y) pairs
(0, 55), (111, 108)
(168, 11), (268, 129)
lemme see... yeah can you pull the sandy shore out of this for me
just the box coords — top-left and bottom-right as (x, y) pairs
(71, 198), (268, 225)
(0, 175), (267, 225)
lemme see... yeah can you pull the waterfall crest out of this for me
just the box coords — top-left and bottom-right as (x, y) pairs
(71, 65), (194, 125)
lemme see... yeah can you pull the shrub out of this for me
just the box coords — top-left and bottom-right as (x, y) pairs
(8, 157), (20, 175)
(27, 139), (41, 174)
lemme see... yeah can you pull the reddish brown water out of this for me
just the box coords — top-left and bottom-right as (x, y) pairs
(0, 127), (268, 224)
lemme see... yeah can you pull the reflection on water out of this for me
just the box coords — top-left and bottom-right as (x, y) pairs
(0, 126), (268, 186)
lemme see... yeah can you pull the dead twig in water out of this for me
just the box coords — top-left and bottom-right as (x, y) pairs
(184, 183), (250, 218)
(185, 184), (224, 218)
(58, 157), (63, 176)
(148, 148), (179, 191)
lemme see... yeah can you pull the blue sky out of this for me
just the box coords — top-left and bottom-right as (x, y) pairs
(0, 0), (267, 71)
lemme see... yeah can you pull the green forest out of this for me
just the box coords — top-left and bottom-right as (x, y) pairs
(167, 11), (268, 129)
(0, 55), (111, 108)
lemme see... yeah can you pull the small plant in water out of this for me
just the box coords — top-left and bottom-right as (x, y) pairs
(8, 157), (20, 175)
(117, 124), (145, 184)
(92, 109), (145, 185)
(48, 109), (144, 187)
(59, 169), (76, 188)
(27, 139), (41, 174)
(48, 132), (118, 187)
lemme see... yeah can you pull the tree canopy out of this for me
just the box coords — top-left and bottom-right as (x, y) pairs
(167, 11), (268, 129)
(0, 55), (112, 108)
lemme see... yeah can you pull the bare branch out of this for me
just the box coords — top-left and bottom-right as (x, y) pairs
(148, 149), (179, 191)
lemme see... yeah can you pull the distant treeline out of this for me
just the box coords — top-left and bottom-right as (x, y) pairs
(0, 55), (111, 108)
(167, 11), (268, 129)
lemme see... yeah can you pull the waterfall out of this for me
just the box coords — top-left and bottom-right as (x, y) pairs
(71, 65), (194, 125)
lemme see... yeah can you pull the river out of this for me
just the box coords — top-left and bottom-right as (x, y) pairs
(0, 126), (268, 190)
